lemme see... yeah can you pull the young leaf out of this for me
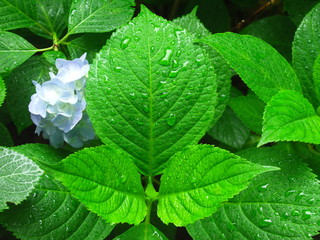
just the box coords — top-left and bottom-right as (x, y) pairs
(115, 223), (168, 240)
(0, 76), (5, 107)
(229, 93), (265, 134)
(187, 147), (320, 239)
(313, 53), (320, 102)
(5, 56), (52, 133)
(87, 6), (217, 176)
(0, 122), (13, 147)
(0, 173), (114, 240)
(207, 107), (250, 150)
(173, 8), (231, 124)
(0, 147), (43, 212)
(48, 145), (147, 225)
(67, 0), (134, 34)
(157, 145), (278, 226)
(0, 31), (37, 73)
(198, 32), (302, 103)
(259, 90), (320, 146)
(292, 2), (320, 107)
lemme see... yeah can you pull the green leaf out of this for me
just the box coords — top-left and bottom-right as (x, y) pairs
(241, 15), (296, 61)
(173, 8), (231, 124)
(187, 147), (320, 240)
(49, 145), (147, 225)
(157, 145), (277, 226)
(229, 93), (265, 134)
(115, 223), (168, 240)
(42, 51), (66, 65)
(87, 6), (217, 176)
(5, 56), (52, 133)
(29, 0), (72, 38)
(199, 32), (302, 103)
(0, 122), (13, 147)
(292, 2), (320, 107)
(67, 33), (110, 63)
(207, 107), (250, 150)
(259, 90), (320, 146)
(67, 0), (134, 34)
(0, 31), (37, 73)
(284, 0), (320, 26)
(0, 75), (5, 107)
(0, 173), (114, 240)
(313, 53), (320, 103)
(0, 147), (43, 212)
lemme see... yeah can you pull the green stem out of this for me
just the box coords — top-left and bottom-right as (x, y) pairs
(36, 46), (54, 52)
(145, 199), (153, 224)
(308, 144), (320, 156)
(57, 32), (71, 45)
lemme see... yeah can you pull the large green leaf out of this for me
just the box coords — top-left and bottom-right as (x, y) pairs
(115, 223), (168, 240)
(187, 147), (320, 240)
(86, 6), (217, 176)
(284, 0), (320, 26)
(313, 53), (320, 103)
(0, 147), (43, 212)
(229, 93), (265, 134)
(0, 75), (5, 107)
(67, 0), (134, 34)
(173, 7), (231, 124)
(157, 145), (277, 226)
(0, 31), (37, 73)
(292, 2), (320, 107)
(0, 122), (13, 147)
(48, 145), (147, 225)
(259, 90), (320, 146)
(199, 32), (302, 103)
(207, 107), (250, 150)
(5, 56), (52, 133)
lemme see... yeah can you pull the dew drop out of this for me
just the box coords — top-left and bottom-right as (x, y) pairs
(129, 92), (136, 99)
(141, 92), (148, 99)
(150, 46), (156, 52)
(185, 93), (192, 100)
(114, 66), (122, 72)
(166, 114), (176, 126)
(259, 219), (272, 227)
(284, 189), (296, 197)
(301, 210), (314, 220)
(136, 119), (144, 126)
(291, 210), (300, 216)
(281, 211), (289, 220)
(159, 49), (173, 66)
(120, 37), (131, 49)
(120, 175), (127, 183)
(143, 105), (150, 113)
(39, 220), (42, 225)
(160, 91), (169, 99)
(295, 191), (306, 201)
(133, 36), (140, 42)
(257, 183), (269, 193)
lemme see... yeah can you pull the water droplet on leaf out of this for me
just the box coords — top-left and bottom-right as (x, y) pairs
(159, 49), (173, 66)
(120, 37), (131, 49)
(166, 114), (176, 126)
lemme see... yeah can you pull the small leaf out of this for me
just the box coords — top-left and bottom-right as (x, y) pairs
(229, 93), (265, 134)
(0, 147), (43, 212)
(115, 223), (168, 240)
(158, 145), (277, 226)
(0, 31), (37, 73)
(0, 75), (5, 107)
(259, 90), (320, 146)
(199, 32), (302, 103)
(187, 147), (320, 239)
(0, 122), (13, 147)
(292, 2), (320, 107)
(5, 56), (52, 133)
(0, 173), (114, 240)
(87, 6), (217, 176)
(207, 107), (250, 149)
(67, 0), (134, 34)
(49, 145), (147, 225)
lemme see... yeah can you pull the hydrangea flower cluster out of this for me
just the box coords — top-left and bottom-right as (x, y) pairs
(28, 53), (95, 148)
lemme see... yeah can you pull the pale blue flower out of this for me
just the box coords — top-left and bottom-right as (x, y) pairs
(28, 53), (95, 148)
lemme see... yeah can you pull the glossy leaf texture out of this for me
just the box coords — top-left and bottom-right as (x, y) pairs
(5, 56), (52, 133)
(0, 31), (37, 73)
(0, 147), (43, 212)
(198, 32), (302, 103)
(284, 0), (320, 26)
(0, 76), (5, 107)
(157, 145), (277, 226)
(207, 107), (250, 150)
(86, 6), (217, 176)
(313, 53), (320, 102)
(48, 145), (147, 225)
(0, 171), (114, 240)
(229, 93), (265, 134)
(187, 147), (320, 240)
(115, 223), (168, 240)
(259, 90), (320, 146)
(292, 2), (320, 107)
(173, 7), (231, 124)
(67, 0), (134, 34)
(0, 122), (13, 147)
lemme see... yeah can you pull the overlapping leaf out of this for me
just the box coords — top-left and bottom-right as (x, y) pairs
(115, 223), (168, 240)
(86, 6), (217, 176)
(0, 147), (43, 212)
(0, 31), (37, 73)
(187, 147), (320, 240)
(157, 145), (277, 226)
(259, 90), (320, 146)
(292, 2), (320, 107)
(49, 145), (147, 224)
(313, 53), (320, 102)
(199, 32), (302, 103)
(0, 122), (13, 147)
(67, 0), (134, 34)
(0, 76), (5, 107)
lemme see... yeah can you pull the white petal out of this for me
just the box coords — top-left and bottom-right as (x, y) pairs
(29, 94), (47, 118)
